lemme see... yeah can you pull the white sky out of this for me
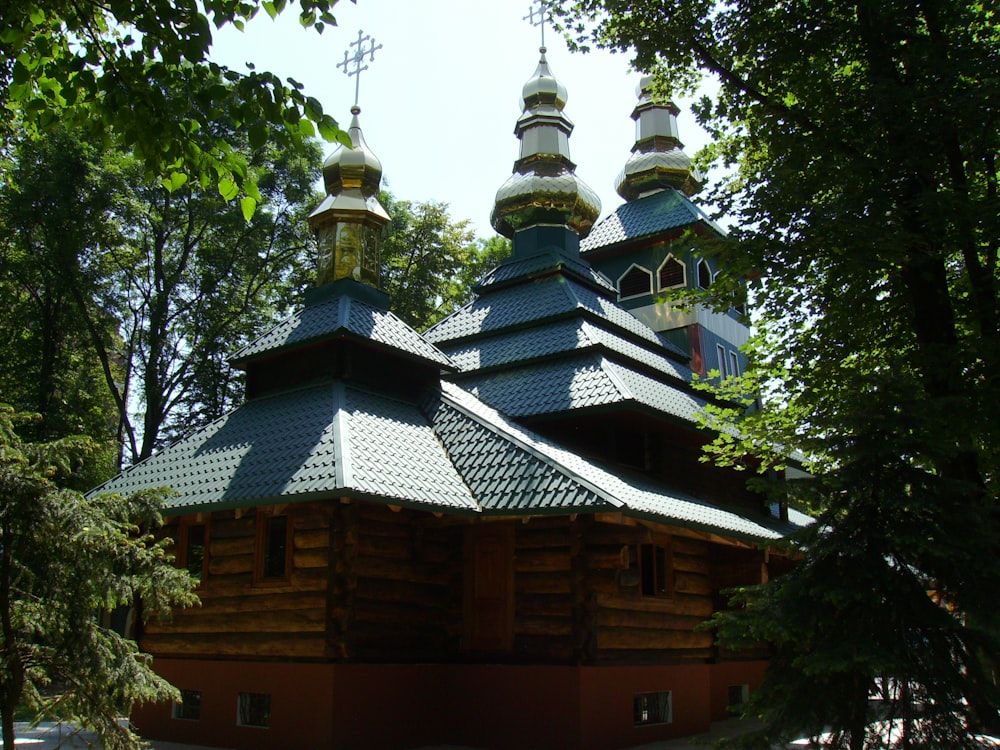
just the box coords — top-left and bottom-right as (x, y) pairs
(211, 0), (713, 238)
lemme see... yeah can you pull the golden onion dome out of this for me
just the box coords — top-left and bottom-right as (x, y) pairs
(321, 105), (384, 199)
(491, 48), (601, 239)
(616, 75), (704, 200)
(308, 106), (389, 288)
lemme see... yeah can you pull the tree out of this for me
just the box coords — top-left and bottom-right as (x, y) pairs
(0, 123), (323, 464)
(0, 128), (122, 483)
(381, 192), (509, 330)
(0, 405), (197, 750)
(561, 0), (1000, 746)
(0, 0), (349, 205)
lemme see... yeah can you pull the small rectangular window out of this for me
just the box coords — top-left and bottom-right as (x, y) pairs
(729, 350), (740, 378)
(728, 684), (750, 714)
(172, 689), (202, 721)
(717, 345), (727, 378)
(636, 541), (673, 598)
(237, 692), (271, 728)
(255, 509), (292, 584)
(185, 524), (206, 578)
(634, 690), (672, 726)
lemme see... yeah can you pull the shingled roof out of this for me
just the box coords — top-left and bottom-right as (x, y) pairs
(580, 188), (725, 253)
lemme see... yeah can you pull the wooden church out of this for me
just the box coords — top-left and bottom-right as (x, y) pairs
(92, 42), (808, 750)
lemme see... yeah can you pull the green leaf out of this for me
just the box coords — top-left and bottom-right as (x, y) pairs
(217, 175), (238, 201)
(162, 171), (188, 192)
(239, 196), (257, 222)
(297, 118), (315, 137)
(262, 1), (278, 19)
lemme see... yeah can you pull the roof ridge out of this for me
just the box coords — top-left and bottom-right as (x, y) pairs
(331, 381), (350, 489)
(438, 383), (623, 510)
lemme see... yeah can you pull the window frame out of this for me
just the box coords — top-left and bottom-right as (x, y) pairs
(617, 264), (655, 301)
(175, 516), (210, 582)
(629, 535), (675, 599)
(634, 690), (672, 726)
(172, 689), (203, 721)
(697, 259), (712, 289)
(254, 508), (293, 586)
(656, 254), (686, 290)
(717, 344), (728, 378)
(237, 691), (271, 728)
(729, 350), (740, 378)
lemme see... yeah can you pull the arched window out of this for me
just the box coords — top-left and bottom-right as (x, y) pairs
(657, 255), (686, 289)
(697, 259), (712, 289)
(618, 264), (654, 299)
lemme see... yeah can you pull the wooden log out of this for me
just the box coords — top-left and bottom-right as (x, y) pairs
(597, 627), (714, 651)
(187, 590), (325, 616)
(512, 634), (573, 662)
(295, 529), (329, 550)
(293, 548), (328, 569)
(585, 522), (652, 546)
(351, 600), (448, 628)
(673, 552), (711, 576)
(597, 593), (713, 618)
(674, 571), (712, 596)
(514, 548), (571, 573)
(292, 506), (329, 531)
(140, 632), (326, 659)
(290, 566), (327, 591)
(357, 577), (449, 608)
(209, 536), (254, 558)
(145, 607), (325, 635)
(671, 535), (711, 557)
(515, 528), (571, 550)
(516, 571), (571, 595)
(585, 545), (629, 571)
(208, 554), (253, 576)
(518, 594), (574, 618)
(357, 517), (411, 539)
(585, 569), (621, 595)
(358, 534), (411, 560)
(353, 555), (453, 586)
(515, 614), (572, 638)
(208, 518), (255, 541)
(597, 608), (706, 632)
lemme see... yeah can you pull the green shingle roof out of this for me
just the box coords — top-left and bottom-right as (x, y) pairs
(580, 189), (725, 253)
(91, 381), (478, 514)
(231, 290), (453, 370)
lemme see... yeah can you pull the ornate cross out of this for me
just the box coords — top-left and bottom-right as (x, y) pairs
(523, 0), (551, 48)
(338, 29), (382, 108)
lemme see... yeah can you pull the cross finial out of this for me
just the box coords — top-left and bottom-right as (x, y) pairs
(523, 0), (551, 49)
(337, 29), (382, 109)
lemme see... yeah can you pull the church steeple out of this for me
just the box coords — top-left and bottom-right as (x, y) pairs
(490, 46), (600, 250)
(308, 30), (389, 291)
(308, 105), (390, 288)
(616, 75), (703, 200)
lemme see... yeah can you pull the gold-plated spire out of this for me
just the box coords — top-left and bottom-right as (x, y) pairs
(616, 75), (704, 200)
(491, 46), (601, 239)
(308, 106), (389, 287)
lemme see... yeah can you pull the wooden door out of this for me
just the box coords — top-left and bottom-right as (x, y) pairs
(463, 523), (514, 651)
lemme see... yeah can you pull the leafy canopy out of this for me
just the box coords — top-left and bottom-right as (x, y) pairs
(0, 0), (351, 204)
(560, 0), (1000, 745)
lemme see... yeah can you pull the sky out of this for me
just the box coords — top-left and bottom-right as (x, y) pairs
(211, 0), (713, 238)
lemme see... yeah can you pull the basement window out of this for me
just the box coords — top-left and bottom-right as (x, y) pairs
(255, 509), (292, 584)
(172, 689), (202, 721)
(634, 690), (672, 726)
(728, 684), (750, 714)
(237, 692), (271, 728)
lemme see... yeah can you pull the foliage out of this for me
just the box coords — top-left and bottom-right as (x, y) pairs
(0, 0), (349, 205)
(381, 192), (510, 330)
(561, 0), (1000, 746)
(0, 124), (323, 464)
(0, 128), (122, 484)
(0, 404), (198, 750)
